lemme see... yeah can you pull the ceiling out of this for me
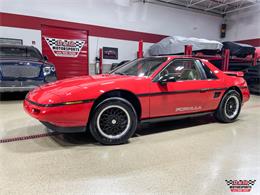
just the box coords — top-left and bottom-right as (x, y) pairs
(142, 0), (259, 16)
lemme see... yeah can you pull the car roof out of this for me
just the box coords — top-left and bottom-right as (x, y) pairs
(147, 55), (203, 60)
(0, 44), (36, 49)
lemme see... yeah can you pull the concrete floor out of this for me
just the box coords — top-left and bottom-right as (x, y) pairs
(0, 94), (260, 195)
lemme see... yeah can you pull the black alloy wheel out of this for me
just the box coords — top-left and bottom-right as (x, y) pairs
(89, 97), (138, 145)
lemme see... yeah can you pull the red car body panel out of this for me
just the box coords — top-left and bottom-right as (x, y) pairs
(24, 56), (250, 130)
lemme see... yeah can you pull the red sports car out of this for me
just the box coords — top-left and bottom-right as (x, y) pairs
(24, 56), (250, 145)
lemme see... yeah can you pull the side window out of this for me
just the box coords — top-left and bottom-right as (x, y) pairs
(27, 48), (42, 59)
(196, 60), (218, 80)
(157, 59), (202, 81)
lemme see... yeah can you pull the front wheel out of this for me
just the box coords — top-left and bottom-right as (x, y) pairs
(89, 98), (138, 145)
(214, 90), (242, 123)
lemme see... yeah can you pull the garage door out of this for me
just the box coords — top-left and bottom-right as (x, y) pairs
(42, 25), (88, 80)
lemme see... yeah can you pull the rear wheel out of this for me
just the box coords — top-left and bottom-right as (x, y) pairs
(89, 97), (138, 145)
(214, 90), (242, 123)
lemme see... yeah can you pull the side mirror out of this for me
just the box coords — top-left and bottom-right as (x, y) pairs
(158, 74), (176, 85)
(43, 56), (48, 61)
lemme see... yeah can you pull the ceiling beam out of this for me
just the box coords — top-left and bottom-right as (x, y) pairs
(145, 0), (259, 16)
(223, 2), (258, 14)
(187, 0), (208, 7)
(205, 0), (243, 11)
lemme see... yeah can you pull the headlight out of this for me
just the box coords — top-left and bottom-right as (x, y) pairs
(43, 67), (51, 76)
(43, 66), (55, 76)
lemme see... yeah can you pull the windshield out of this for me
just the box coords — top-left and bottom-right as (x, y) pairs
(0, 46), (42, 59)
(112, 57), (167, 77)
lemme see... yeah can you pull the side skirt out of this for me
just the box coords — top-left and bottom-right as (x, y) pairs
(140, 111), (214, 124)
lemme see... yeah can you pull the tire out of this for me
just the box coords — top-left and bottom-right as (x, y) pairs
(214, 90), (242, 123)
(89, 97), (138, 145)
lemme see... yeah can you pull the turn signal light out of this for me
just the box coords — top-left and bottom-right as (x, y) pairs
(63, 101), (84, 105)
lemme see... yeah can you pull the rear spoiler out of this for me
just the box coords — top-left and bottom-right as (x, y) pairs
(224, 71), (244, 77)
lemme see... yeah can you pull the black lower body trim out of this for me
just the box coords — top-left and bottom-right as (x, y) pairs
(41, 121), (86, 133)
(26, 98), (95, 107)
(137, 88), (227, 97)
(239, 86), (249, 89)
(141, 111), (214, 124)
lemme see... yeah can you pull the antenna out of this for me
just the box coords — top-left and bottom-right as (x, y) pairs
(95, 38), (99, 57)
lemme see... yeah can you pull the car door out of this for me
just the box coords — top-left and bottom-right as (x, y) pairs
(149, 58), (224, 118)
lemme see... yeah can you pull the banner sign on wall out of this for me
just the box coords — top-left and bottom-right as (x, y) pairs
(45, 37), (85, 58)
(103, 47), (118, 60)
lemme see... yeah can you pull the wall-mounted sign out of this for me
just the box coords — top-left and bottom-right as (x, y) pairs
(103, 47), (118, 60)
(45, 37), (85, 58)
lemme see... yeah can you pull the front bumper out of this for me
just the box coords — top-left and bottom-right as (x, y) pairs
(0, 80), (44, 92)
(23, 99), (94, 133)
(41, 121), (86, 133)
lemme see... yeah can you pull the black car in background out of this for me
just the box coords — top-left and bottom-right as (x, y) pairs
(110, 60), (130, 71)
(0, 44), (56, 92)
(244, 64), (260, 94)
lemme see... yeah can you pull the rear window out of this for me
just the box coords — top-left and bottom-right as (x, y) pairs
(0, 47), (42, 59)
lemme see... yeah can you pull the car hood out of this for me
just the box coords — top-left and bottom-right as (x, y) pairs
(39, 74), (127, 91)
(0, 58), (43, 64)
(28, 74), (144, 104)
